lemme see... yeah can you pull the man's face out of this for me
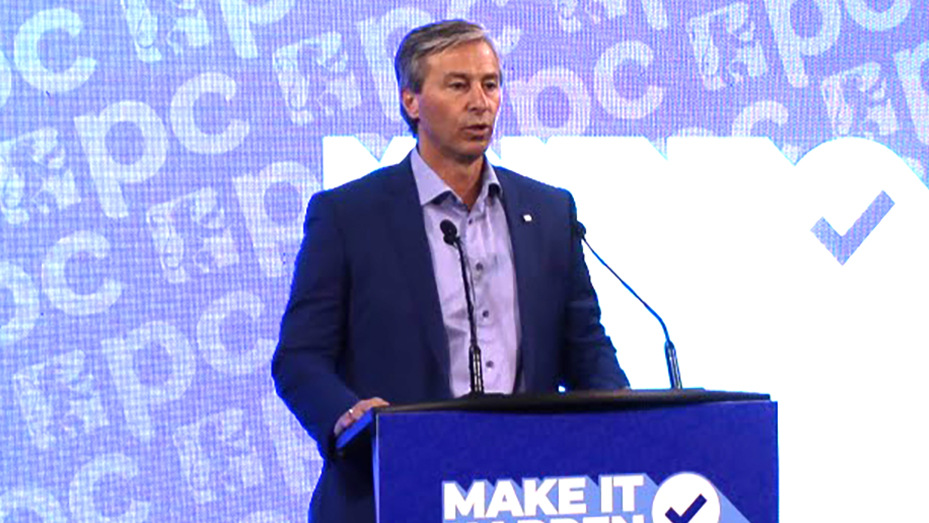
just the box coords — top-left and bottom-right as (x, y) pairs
(402, 39), (501, 164)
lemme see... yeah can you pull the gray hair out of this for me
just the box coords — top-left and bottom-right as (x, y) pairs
(394, 20), (500, 135)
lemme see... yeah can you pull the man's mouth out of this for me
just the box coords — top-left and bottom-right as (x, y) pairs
(463, 124), (492, 134)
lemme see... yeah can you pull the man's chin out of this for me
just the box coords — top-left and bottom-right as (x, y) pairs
(463, 136), (492, 152)
(453, 143), (490, 164)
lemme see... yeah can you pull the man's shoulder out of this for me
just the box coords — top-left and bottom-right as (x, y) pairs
(493, 164), (571, 202)
(320, 157), (412, 203)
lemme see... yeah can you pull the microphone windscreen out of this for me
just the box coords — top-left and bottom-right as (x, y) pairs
(440, 220), (458, 245)
(574, 220), (587, 239)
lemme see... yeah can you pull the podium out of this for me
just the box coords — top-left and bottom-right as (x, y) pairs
(338, 390), (777, 523)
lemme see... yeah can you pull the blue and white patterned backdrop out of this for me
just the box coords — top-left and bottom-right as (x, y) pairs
(2, 1), (927, 521)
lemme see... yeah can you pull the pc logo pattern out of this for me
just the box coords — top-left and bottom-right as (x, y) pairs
(1, 1), (927, 521)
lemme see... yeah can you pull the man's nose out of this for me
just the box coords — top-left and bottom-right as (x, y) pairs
(468, 85), (492, 111)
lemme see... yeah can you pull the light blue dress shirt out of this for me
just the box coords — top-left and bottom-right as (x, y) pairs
(410, 148), (522, 397)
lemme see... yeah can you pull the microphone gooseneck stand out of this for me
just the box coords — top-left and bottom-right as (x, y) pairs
(440, 219), (485, 395)
(574, 221), (682, 389)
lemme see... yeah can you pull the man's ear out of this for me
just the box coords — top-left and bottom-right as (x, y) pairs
(401, 89), (419, 120)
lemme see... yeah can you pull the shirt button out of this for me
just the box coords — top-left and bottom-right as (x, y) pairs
(486, 360), (495, 369)
(482, 310), (490, 318)
(475, 262), (484, 272)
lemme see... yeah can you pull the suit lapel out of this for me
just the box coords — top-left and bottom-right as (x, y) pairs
(380, 157), (451, 383)
(497, 169), (539, 390)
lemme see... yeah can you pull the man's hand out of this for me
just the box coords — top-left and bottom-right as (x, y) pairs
(333, 397), (389, 437)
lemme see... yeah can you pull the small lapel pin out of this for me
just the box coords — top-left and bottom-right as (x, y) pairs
(522, 213), (533, 223)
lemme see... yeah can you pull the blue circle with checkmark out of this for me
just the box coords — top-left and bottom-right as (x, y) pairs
(651, 472), (721, 523)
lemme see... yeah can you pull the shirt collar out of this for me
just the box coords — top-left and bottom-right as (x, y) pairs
(410, 146), (502, 207)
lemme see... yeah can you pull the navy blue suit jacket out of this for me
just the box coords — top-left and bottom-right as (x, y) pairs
(272, 155), (628, 523)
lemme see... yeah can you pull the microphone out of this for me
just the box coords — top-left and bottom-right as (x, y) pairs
(574, 221), (683, 389)
(439, 219), (485, 395)
(440, 220), (458, 246)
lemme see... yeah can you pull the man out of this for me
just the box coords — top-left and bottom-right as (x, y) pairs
(272, 19), (629, 523)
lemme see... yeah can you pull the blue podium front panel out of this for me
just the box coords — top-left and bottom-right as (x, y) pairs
(374, 400), (776, 523)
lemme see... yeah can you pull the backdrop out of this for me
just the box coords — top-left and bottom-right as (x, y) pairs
(2, 1), (927, 522)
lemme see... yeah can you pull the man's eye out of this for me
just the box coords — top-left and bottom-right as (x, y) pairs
(450, 83), (467, 90)
(484, 82), (499, 91)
